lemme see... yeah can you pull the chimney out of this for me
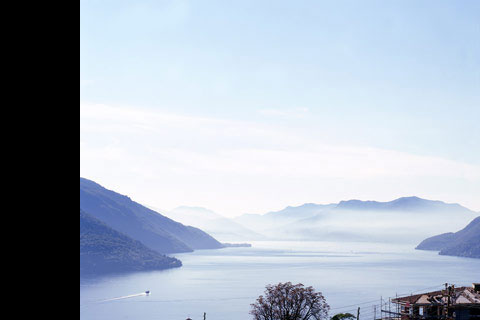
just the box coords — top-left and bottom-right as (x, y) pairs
(472, 283), (480, 293)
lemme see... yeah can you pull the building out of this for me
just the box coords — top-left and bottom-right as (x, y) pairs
(391, 283), (480, 320)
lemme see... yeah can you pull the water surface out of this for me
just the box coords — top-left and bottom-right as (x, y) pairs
(80, 241), (480, 320)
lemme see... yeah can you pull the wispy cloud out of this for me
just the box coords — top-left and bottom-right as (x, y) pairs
(80, 103), (480, 215)
(258, 107), (310, 119)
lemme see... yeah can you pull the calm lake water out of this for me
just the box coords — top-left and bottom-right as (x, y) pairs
(80, 241), (480, 320)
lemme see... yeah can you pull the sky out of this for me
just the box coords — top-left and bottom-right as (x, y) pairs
(80, 0), (480, 216)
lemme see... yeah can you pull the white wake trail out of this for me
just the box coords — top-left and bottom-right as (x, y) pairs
(98, 292), (147, 303)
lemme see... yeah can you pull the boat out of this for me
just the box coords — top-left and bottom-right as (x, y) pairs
(145, 290), (150, 295)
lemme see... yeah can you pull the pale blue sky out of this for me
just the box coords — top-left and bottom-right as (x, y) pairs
(81, 0), (480, 215)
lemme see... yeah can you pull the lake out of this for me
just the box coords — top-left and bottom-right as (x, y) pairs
(80, 241), (480, 320)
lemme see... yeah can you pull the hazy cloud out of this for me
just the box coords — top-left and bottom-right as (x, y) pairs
(80, 103), (480, 216)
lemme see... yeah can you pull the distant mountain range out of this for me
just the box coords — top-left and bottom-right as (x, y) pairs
(416, 216), (480, 259)
(155, 196), (478, 245)
(233, 197), (478, 243)
(80, 177), (223, 275)
(336, 196), (474, 213)
(234, 203), (336, 233)
(164, 206), (263, 241)
(80, 209), (181, 275)
(80, 178), (480, 275)
(158, 197), (477, 244)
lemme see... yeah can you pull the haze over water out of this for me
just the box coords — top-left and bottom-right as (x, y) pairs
(80, 241), (480, 320)
(80, 1), (480, 319)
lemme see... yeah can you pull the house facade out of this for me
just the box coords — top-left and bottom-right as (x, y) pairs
(391, 283), (480, 320)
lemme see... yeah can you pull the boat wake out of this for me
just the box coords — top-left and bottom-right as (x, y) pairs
(98, 292), (149, 303)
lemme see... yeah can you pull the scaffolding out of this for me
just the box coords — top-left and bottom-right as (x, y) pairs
(330, 283), (480, 320)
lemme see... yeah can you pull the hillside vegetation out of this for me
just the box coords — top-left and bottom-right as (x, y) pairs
(80, 177), (223, 254)
(416, 216), (480, 259)
(80, 209), (181, 275)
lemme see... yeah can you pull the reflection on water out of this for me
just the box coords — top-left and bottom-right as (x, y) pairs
(80, 241), (480, 320)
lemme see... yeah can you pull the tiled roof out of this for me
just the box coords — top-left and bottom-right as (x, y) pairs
(393, 287), (480, 306)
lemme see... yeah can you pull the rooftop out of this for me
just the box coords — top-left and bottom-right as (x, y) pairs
(392, 284), (480, 306)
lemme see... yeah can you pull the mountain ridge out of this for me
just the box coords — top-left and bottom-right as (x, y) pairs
(80, 177), (223, 254)
(416, 216), (480, 259)
(335, 196), (475, 213)
(165, 206), (263, 241)
(80, 209), (182, 275)
(232, 196), (477, 243)
(235, 196), (476, 219)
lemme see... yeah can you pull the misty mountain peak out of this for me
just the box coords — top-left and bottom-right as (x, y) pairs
(336, 196), (473, 213)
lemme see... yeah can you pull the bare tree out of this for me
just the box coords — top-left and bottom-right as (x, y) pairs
(250, 282), (330, 320)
